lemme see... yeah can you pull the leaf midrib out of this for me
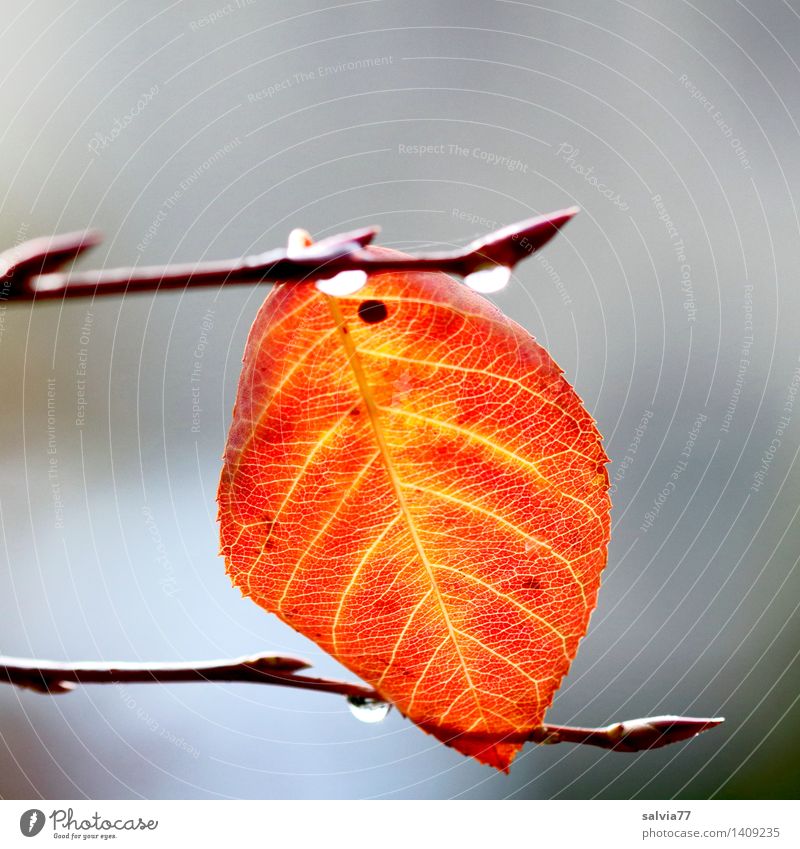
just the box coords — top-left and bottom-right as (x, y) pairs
(324, 293), (488, 732)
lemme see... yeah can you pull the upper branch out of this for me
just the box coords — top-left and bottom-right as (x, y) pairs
(0, 208), (577, 301)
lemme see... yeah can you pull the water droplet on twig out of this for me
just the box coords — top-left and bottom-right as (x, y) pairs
(347, 696), (391, 723)
(463, 265), (511, 293)
(316, 270), (368, 296)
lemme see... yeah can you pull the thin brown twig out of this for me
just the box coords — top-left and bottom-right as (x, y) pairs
(0, 653), (722, 752)
(0, 207), (577, 301)
(0, 652), (377, 700)
(526, 716), (724, 751)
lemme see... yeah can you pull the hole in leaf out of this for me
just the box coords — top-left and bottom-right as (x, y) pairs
(357, 299), (388, 324)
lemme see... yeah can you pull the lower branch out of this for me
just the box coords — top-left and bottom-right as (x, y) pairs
(527, 716), (724, 752)
(0, 653), (722, 752)
(0, 653), (377, 700)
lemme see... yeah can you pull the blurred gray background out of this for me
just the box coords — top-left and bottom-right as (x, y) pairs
(1, 0), (799, 800)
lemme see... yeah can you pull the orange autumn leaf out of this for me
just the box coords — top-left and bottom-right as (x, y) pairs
(217, 246), (611, 771)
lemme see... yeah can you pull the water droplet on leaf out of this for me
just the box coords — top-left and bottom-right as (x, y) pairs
(316, 270), (368, 296)
(347, 696), (391, 723)
(464, 265), (512, 294)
